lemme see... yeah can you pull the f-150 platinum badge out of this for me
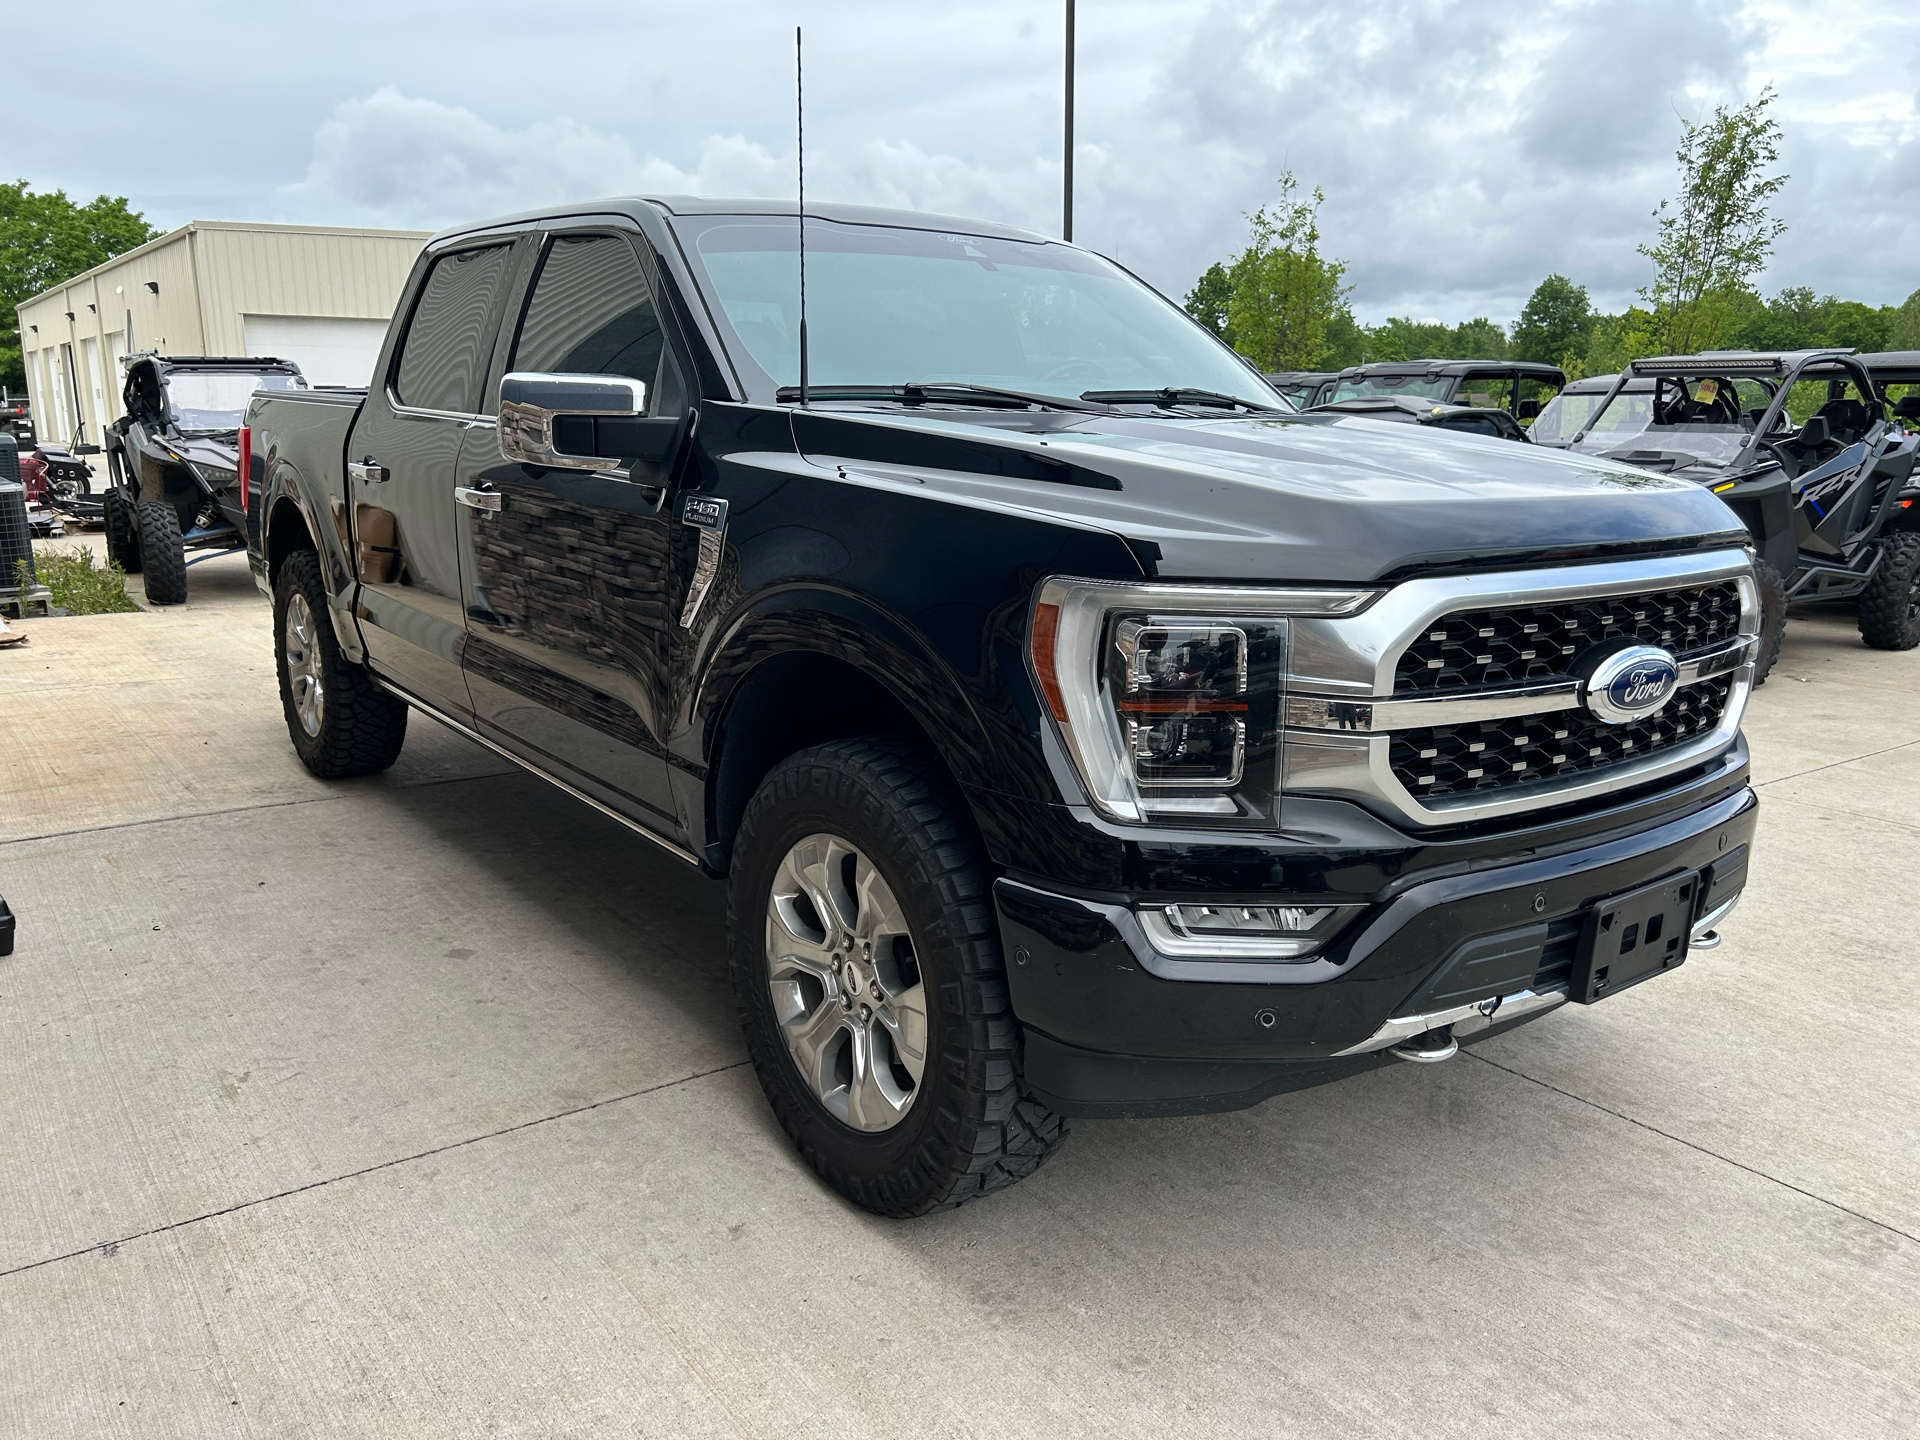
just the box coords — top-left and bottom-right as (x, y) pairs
(678, 493), (730, 629)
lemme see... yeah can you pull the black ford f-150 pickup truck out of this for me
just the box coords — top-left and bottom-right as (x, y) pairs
(244, 197), (1761, 1217)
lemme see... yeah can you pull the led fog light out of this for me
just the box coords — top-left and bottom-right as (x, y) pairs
(1136, 902), (1360, 959)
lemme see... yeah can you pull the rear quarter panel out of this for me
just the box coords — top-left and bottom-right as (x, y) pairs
(246, 389), (365, 649)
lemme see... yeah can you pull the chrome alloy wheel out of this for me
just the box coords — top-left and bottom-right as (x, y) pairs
(765, 833), (929, 1133)
(284, 591), (325, 738)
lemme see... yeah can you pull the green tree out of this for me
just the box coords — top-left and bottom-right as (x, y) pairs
(0, 180), (159, 392)
(1220, 172), (1352, 372)
(1816, 299), (1890, 353)
(1891, 288), (1920, 350)
(1183, 261), (1235, 345)
(1510, 275), (1594, 364)
(1638, 87), (1789, 353)
(1450, 317), (1509, 360)
(1321, 307), (1366, 369)
(1578, 306), (1662, 379)
(1364, 316), (1451, 362)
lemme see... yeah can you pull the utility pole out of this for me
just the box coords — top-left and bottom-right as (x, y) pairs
(1063, 0), (1075, 243)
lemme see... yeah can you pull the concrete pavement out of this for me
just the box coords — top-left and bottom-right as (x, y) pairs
(1, 556), (1916, 1438)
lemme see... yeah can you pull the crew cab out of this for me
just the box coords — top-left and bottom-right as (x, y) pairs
(245, 198), (1762, 1216)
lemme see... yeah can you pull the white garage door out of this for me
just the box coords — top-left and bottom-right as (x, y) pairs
(241, 315), (391, 388)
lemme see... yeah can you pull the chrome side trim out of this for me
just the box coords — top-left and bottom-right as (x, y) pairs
(1334, 985), (1570, 1057)
(385, 387), (496, 426)
(375, 682), (702, 868)
(1283, 635), (1754, 734)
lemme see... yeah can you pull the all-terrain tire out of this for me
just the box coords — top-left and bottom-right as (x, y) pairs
(1858, 531), (1920, 651)
(1751, 556), (1786, 684)
(729, 737), (1069, 1217)
(103, 489), (142, 573)
(137, 501), (187, 604)
(273, 548), (408, 777)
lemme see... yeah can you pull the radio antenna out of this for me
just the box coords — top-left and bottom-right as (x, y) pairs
(796, 25), (809, 407)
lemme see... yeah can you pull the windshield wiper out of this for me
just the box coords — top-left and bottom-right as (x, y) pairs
(1080, 387), (1288, 413)
(774, 382), (1107, 413)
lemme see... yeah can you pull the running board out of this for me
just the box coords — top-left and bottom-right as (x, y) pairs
(373, 680), (704, 869)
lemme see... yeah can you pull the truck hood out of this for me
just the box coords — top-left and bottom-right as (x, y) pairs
(791, 407), (1748, 582)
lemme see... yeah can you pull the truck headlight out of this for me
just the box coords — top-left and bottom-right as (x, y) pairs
(1030, 577), (1378, 826)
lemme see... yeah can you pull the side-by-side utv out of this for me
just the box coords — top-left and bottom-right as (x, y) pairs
(1567, 349), (1920, 671)
(102, 355), (307, 604)
(1313, 359), (1566, 423)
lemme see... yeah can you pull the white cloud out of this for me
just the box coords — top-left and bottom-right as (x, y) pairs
(29, 0), (1910, 325)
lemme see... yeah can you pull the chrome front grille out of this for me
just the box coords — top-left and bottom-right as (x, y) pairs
(1388, 676), (1734, 798)
(1393, 580), (1743, 694)
(1279, 550), (1760, 828)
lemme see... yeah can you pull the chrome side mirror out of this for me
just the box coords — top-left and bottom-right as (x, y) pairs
(499, 372), (647, 472)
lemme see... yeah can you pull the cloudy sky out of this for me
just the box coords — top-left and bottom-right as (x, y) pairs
(14, 0), (1919, 325)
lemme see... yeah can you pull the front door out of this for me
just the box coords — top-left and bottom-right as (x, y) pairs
(456, 227), (693, 834)
(349, 239), (519, 718)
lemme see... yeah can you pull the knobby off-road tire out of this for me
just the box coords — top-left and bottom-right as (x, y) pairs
(103, 489), (142, 573)
(1858, 531), (1920, 651)
(1751, 556), (1787, 684)
(730, 738), (1069, 1217)
(272, 549), (408, 778)
(137, 501), (187, 605)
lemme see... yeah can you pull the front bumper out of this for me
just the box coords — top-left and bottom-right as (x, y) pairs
(1000, 784), (1757, 1117)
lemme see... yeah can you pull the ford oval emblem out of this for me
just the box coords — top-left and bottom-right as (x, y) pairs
(1585, 645), (1680, 725)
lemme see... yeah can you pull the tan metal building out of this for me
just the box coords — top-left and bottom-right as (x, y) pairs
(15, 220), (429, 448)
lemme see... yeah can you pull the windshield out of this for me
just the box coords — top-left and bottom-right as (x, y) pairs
(1529, 389), (1611, 445)
(673, 215), (1279, 408)
(1571, 375), (1773, 468)
(166, 370), (306, 430)
(1325, 373), (1456, 404)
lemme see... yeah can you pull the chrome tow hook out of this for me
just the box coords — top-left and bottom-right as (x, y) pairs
(1389, 1025), (1459, 1063)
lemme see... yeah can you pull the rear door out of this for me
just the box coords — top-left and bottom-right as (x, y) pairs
(348, 239), (521, 717)
(454, 225), (695, 835)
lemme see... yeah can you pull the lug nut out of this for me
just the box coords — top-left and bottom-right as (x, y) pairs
(839, 992), (853, 1011)
(860, 1004), (872, 1021)
(832, 955), (843, 972)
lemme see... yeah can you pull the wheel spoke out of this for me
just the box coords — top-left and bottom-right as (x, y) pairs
(874, 984), (929, 1078)
(797, 836), (858, 939)
(783, 997), (849, 1094)
(852, 853), (909, 947)
(846, 1025), (910, 1130)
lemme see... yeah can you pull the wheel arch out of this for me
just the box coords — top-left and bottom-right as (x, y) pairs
(696, 591), (1040, 874)
(265, 495), (318, 584)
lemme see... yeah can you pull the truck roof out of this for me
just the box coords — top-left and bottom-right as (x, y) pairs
(430, 196), (1053, 248)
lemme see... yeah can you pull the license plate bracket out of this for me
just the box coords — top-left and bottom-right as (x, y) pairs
(1571, 870), (1701, 1004)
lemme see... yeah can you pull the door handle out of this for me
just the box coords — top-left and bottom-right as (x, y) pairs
(454, 485), (503, 513)
(348, 459), (389, 484)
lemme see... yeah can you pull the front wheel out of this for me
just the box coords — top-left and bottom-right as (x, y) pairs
(1858, 531), (1920, 651)
(729, 738), (1068, 1216)
(273, 549), (408, 777)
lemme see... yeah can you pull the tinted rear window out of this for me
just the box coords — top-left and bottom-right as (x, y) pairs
(394, 244), (513, 413)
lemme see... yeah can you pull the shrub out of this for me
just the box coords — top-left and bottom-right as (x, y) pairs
(17, 547), (139, 615)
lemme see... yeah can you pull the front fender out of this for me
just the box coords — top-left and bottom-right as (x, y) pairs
(692, 583), (1049, 806)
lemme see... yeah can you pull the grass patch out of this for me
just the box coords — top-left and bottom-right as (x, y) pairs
(17, 547), (140, 615)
